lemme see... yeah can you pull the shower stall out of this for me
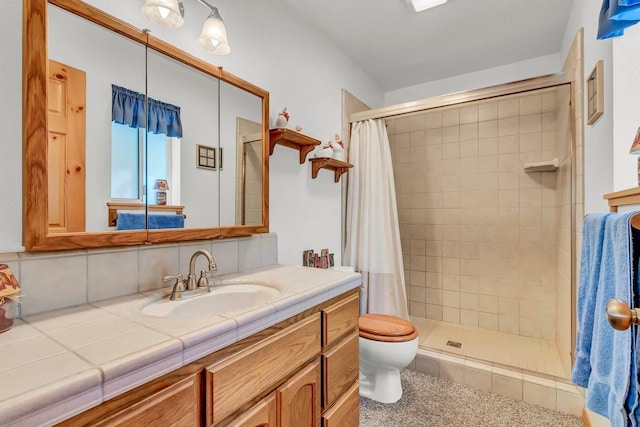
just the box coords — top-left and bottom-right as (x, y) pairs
(350, 78), (577, 381)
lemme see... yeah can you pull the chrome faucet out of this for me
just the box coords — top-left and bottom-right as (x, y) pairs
(162, 249), (217, 300)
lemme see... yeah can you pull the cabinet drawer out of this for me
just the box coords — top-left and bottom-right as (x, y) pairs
(226, 392), (277, 427)
(206, 313), (321, 425)
(82, 374), (201, 427)
(322, 381), (359, 427)
(322, 292), (359, 347)
(322, 332), (359, 409)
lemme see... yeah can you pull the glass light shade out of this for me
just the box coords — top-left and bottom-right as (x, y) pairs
(197, 14), (231, 55)
(410, 0), (447, 12)
(141, 0), (184, 29)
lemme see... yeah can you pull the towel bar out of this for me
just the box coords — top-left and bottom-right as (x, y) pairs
(606, 299), (640, 330)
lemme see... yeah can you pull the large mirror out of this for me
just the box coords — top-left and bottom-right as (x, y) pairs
(23, 0), (269, 251)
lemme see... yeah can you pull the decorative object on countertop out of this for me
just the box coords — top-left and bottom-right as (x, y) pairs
(0, 264), (21, 333)
(295, 125), (303, 132)
(302, 249), (334, 268)
(274, 107), (289, 128)
(153, 179), (169, 205)
(331, 134), (345, 161)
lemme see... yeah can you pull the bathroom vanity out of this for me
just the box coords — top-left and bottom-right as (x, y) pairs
(62, 291), (359, 426)
(0, 266), (360, 426)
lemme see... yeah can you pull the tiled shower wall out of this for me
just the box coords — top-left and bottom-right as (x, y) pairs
(388, 87), (572, 340)
(554, 85), (573, 375)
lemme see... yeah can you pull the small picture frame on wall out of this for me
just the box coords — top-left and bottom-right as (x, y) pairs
(196, 144), (216, 170)
(587, 60), (604, 125)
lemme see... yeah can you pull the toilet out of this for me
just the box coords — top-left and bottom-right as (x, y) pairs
(358, 313), (419, 403)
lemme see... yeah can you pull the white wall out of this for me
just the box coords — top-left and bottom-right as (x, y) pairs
(0, 1), (24, 252)
(612, 24), (640, 190)
(384, 53), (562, 106)
(49, 6), (147, 232)
(561, 0), (614, 214)
(0, 0), (384, 261)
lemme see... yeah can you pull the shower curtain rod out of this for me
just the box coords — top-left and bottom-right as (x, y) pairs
(349, 72), (569, 124)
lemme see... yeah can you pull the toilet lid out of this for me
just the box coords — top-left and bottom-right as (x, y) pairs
(359, 314), (418, 342)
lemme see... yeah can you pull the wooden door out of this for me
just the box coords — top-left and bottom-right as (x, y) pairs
(277, 359), (321, 427)
(227, 392), (277, 427)
(47, 59), (86, 233)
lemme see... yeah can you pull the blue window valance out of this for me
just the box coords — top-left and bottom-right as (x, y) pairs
(111, 85), (183, 138)
(598, 0), (640, 39)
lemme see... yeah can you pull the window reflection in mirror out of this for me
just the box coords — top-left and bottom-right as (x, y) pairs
(110, 113), (177, 205)
(146, 49), (220, 229)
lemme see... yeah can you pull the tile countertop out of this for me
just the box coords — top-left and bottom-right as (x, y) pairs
(0, 265), (361, 427)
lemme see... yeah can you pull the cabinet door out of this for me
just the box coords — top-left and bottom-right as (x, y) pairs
(321, 381), (359, 427)
(227, 392), (277, 427)
(206, 314), (321, 425)
(322, 332), (359, 409)
(277, 359), (321, 427)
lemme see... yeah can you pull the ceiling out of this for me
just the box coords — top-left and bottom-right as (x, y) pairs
(281, 0), (575, 92)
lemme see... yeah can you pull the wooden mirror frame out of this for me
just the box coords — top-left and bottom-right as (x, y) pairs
(23, 0), (269, 251)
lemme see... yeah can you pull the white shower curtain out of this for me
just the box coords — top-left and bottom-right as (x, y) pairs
(344, 119), (409, 319)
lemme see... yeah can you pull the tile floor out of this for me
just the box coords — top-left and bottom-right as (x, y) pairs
(411, 316), (568, 378)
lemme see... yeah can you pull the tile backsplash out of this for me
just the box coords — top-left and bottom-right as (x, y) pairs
(1, 233), (278, 317)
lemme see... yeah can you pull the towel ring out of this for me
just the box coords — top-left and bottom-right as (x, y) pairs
(606, 299), (640, 331)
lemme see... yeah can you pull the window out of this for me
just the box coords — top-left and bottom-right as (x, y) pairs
(110, 122), (174, 203)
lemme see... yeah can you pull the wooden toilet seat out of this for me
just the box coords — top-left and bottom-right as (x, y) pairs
(359, 313), (418, 342)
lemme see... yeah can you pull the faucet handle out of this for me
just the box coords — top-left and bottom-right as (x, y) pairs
(162, 273), (183, 283)
(196, 270), (210, 289)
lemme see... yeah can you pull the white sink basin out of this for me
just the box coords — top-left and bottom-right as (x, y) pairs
(142, 283), (282, 318)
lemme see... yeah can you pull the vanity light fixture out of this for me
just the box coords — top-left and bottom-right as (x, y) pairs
(408, 0), (448, 12)
(141, 0), (184, 28)
(141, 0), (231, 55)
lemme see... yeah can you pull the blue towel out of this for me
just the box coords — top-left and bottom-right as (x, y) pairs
(573, 212), (639, 426)
(116, 212), (145, 230)
(148, 214), (184, 229)
(116, 213), (184, 230)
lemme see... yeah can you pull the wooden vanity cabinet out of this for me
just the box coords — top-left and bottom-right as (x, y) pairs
(205, 314), (321, 425)
(56, 290), (359, 427)
(58, 373), (202, 427)
(225, 392), (277, 427)
(321, 381), (359, 427)
(277, 360), (322, 427)
(320, 293), (360, 427)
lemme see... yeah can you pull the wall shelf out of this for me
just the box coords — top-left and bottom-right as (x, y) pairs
(269, 128), (321, 164)
(524, 158), (558, 172)
(310, 158), (353, 183)
(604, 186), (640, 212)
